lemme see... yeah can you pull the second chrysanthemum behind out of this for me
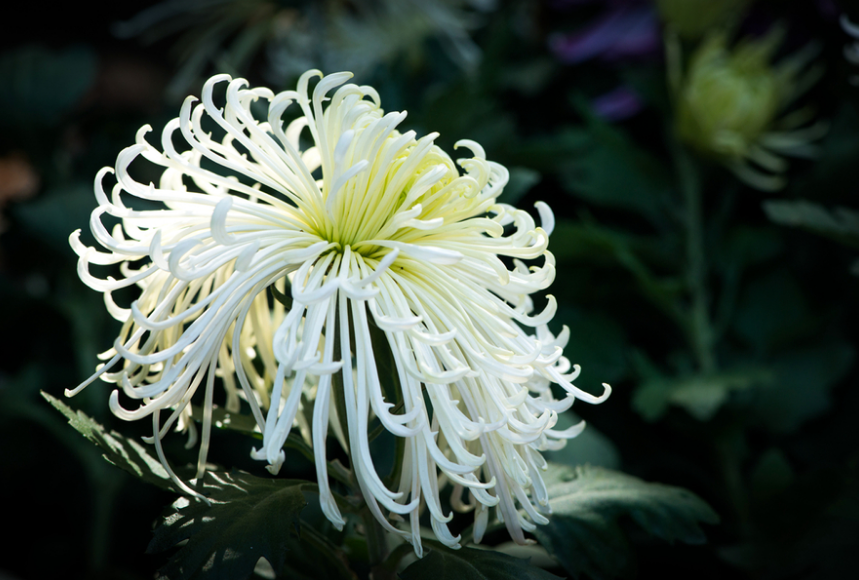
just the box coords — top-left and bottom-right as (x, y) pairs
(673, 29), (826, 191)
(67, 70), (610, 555)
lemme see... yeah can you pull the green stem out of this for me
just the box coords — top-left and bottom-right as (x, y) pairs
(330, 300), (394, 577)
(716, 427), (752, 540)
(364, 507), (393, 580)
(375, 543), (414, 580)
(89, 470), (121, 578)
(675, 145), (716, 374)
(675, 146), (752, 538)
(300, 525), (359, 580)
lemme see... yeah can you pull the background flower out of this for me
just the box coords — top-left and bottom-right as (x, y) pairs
(674, 29), (826, 190)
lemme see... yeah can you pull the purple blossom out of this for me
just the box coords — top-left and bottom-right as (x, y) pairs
(550, 3), (660, 64)
(591, 86), (643, 121)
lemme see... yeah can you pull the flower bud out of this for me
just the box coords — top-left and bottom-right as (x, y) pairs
(657, 0), (751, 39)
(677, 32), (779, 160)
(674, 30), (824, 190)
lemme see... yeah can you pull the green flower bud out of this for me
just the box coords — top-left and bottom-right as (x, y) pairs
(674, 30), (824, 190)
(677, 32), (779, 159)
(657, 0), (752, 39)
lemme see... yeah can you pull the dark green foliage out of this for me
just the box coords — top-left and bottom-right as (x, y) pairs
(558, 115), (672, 223)
(0, 45), (97, 129)
(633, 366), (773, 422)
(499, 167), (541, 206)
(554, 306), (630, 398)
(148, 471), (320, 580)
(42, 391), (180, 493)
(399, 544), (563, 580)
(534, 464), (718, 580)
(764, 200), (859, 251)
(752, 342), (855, 434)
(14, 183), (98, 250)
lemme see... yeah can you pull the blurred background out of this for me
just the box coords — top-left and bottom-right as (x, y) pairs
(3, 0), (859, 578)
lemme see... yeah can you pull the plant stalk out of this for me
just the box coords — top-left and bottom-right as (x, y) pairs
(676, 145), (716, 374)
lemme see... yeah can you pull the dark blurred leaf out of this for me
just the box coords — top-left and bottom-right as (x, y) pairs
(513, 128), (590, 173)
(787, 104), (859, 200)
(558, 315), (623, 373)
(534, 464), (718, 580)
(41, 391), (178, 492)
(149, 470), (351, 580)
(555, 306), (629, 393)
(632, 367), (773, 422)
(733, 458), (859, 580)
(497, 58), (559, 97)
(14, 183), (96, 250)
(0, 45), (97, 128)
(551, 220), (684, 320)
(713, 227), (784, 340)
(399, 543), (562, 580)
(544, 413), (621, 470)
(732, 270), (813, 353)
(752, 342), (855, 434)
(620, 65), (670, 116)
(416, 80), (515, 154)
(717, 226), (783, 271)
(767, 464), (859, 580)
(559, 107), (671, 220)
(551, 220), (678, 271)
(750, 448), (795, 503)
(498, 167), (541, 206)
(764, 200), (859, 250)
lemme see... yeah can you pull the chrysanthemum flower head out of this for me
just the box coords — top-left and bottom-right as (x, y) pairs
(674, 29), (826, 190)
(67, 70), (610, 555)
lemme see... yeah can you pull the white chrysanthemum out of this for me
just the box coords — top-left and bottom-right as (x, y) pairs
(67, 70), (610, 555)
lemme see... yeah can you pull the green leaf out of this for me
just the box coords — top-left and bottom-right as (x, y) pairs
(190, 405), (261, 437)
(399, 543), (562, 580)
(787, 103), (859, 200)
(620, 65), (670, 116)
(189, 404), (353, 488)
(498, 167), (541, 206)
(0, 45), (97, 128)
(14, 183), (97, 250)
(764, 200), (859, 250)
(41, 391), (178, 492)
(149, 471), (351, 580)
(550, 221), (679, 273)
(632, 367), (774, 422)
(534, 464), (719, 580)
(750, 448), (795, 502)
(559, 107), (671, 221)
(554, 306), (629, 392)
(497, 58), (558, 97)
(752, 342), (855, 434)
(544, 413), (621, 470)
(550, 220), (685, 321)
(716, 226), (783, 271)
(513, 128), (590, 173)
(732, 270), (813, 353)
